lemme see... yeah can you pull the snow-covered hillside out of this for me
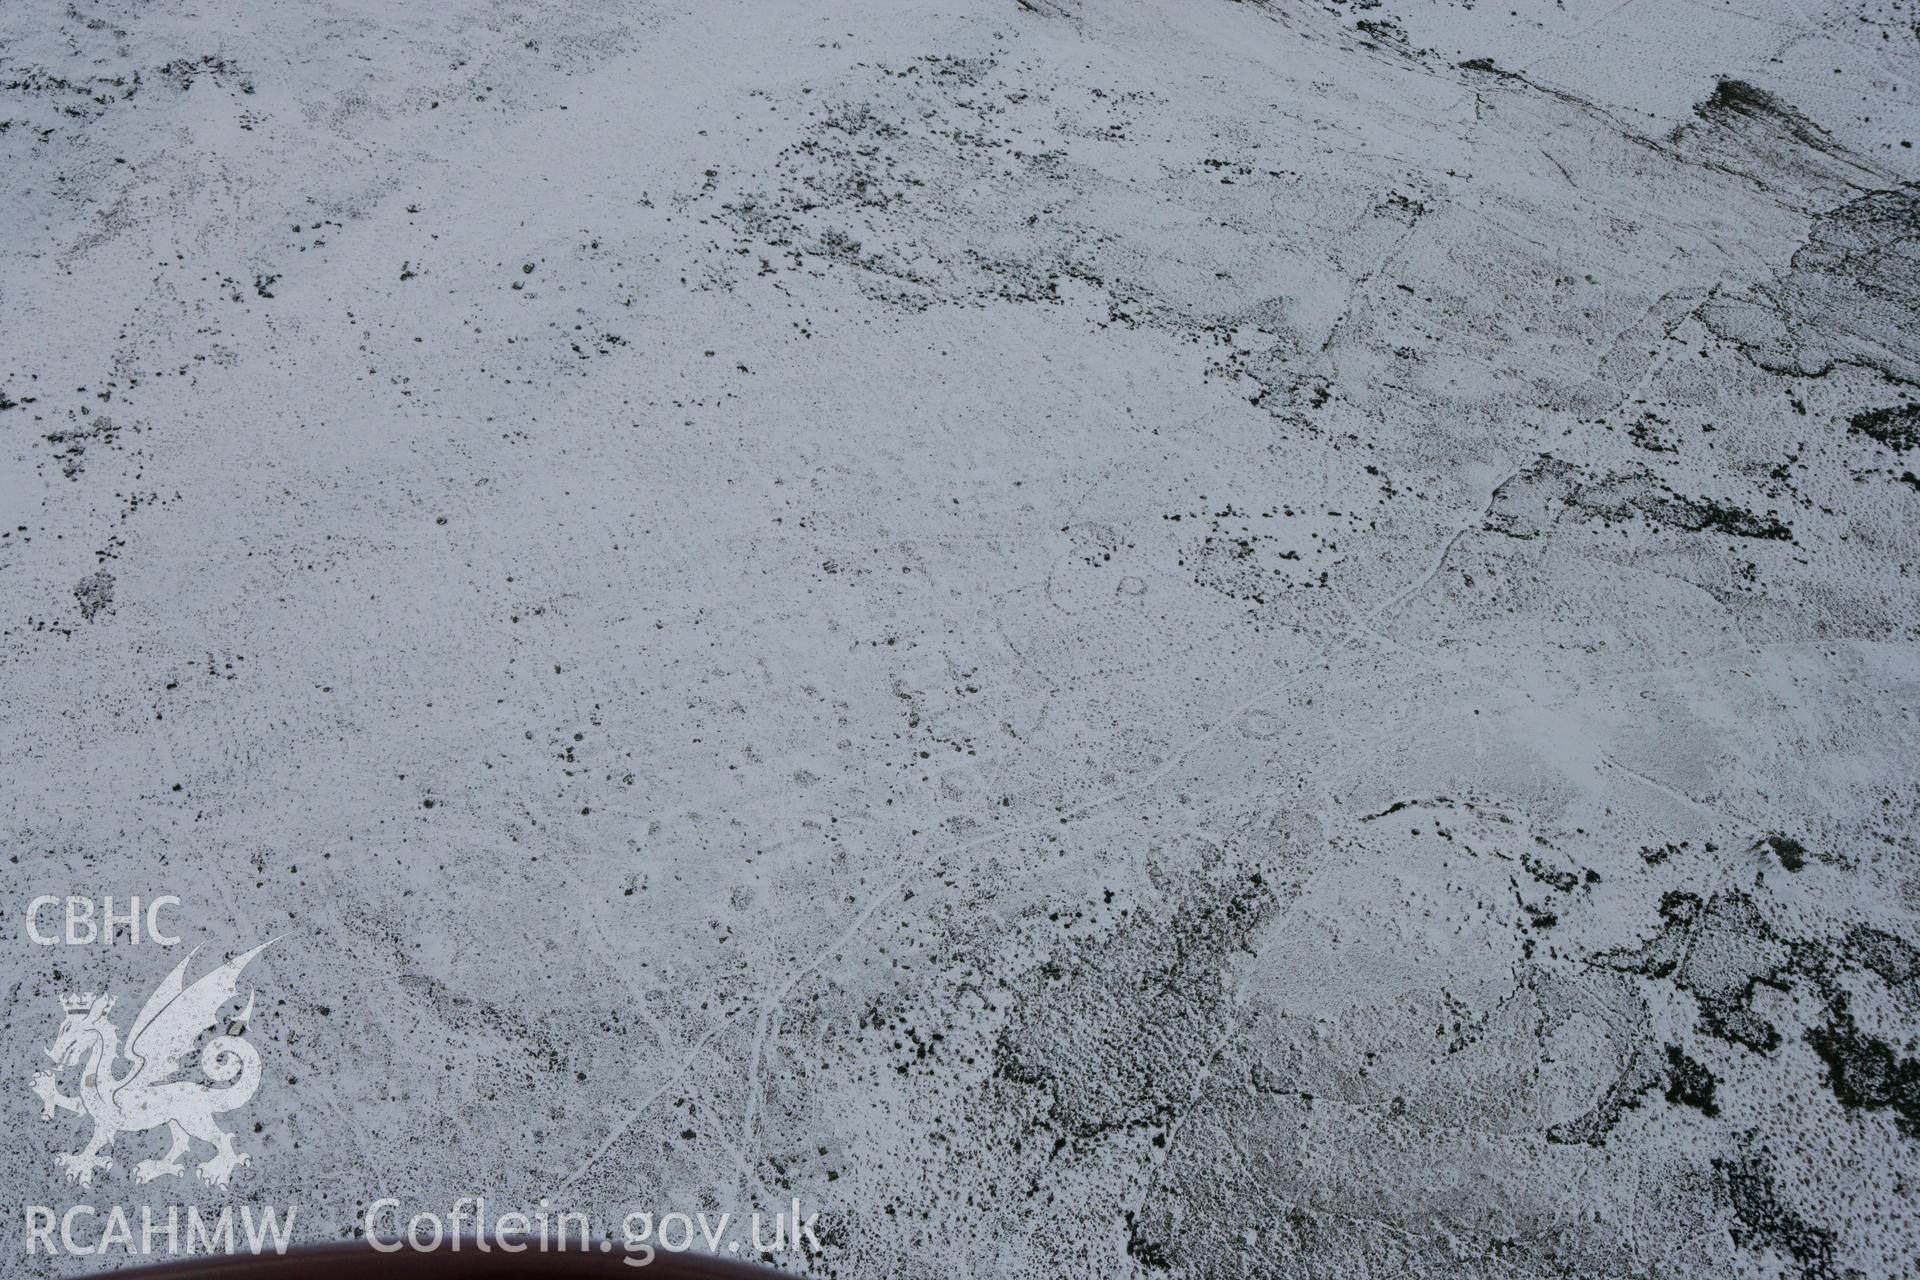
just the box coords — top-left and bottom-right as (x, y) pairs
(3, 2), (1917, 1276)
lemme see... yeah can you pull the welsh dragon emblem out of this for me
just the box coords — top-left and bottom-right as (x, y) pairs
(32, 941), (274, 1188)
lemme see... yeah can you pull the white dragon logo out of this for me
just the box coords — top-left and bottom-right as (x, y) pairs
(32, 941), (274, 1188)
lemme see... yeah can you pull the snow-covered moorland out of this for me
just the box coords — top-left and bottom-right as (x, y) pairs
(3, 1), (1917, 1276)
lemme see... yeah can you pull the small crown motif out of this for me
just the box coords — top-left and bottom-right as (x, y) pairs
(60, 992), (96, 1013)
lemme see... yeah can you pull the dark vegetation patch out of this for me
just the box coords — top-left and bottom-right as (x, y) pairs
(1498, 458), (1794, 543)
(1680, 77), (1844, 160)
(1848, 403), (1919, 453)
(1756, 833), (1808, 872)
(1665, 496), (1793, 541)
(1594, 891), (1789, 1052)
(1520, 852), (1581, 893)
(157, 55), (253, 94)
(42, 416), (122, 480)
(73, 570), (114, 621)
(1639, 840), (1710, 866)
(1718, 1152), (1844, 1279)
(1699, 79), (1786, 121)
(1663, 1045), (1719, 1116)
(1804, 995), (1920, 1138)
(1844, 925), (1920, 988)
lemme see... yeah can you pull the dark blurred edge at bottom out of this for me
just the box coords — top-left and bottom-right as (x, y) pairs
(86, 1242), (786, 1279)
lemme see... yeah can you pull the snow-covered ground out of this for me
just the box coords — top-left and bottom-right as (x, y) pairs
(4, 1), (1918, 1276)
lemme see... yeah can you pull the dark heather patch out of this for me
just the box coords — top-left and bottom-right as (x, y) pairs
(1570, 467), (1795, 541)
(73, 569), (115, 621)
(1843, 925), (1920, 988)
(1759, 834), (1809, 871)
(1663, 1044), (1720, 1116)
(1848, 404), (1920, 453)
(1593, 891), (1789, 1052)
(1676, 497), (1794, 542)
(1804, 995), (1920, 1138)
(1718, 1153), (1844, 1280)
